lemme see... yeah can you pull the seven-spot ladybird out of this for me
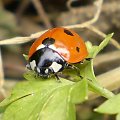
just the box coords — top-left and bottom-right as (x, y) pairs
(27, 27), (88, 78)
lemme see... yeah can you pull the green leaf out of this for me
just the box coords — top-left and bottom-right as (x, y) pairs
(93, 33), (114, 57)
(0, 113), (3, 120)
(80, 33), (113, 81)
(95, 94), (120, 114)
(77, 33), (114, 98)
(70, 79), (88, 103)
(23, 54), (29, 61)
(116, 113), (120, 120)
(0, 72), (88, 120)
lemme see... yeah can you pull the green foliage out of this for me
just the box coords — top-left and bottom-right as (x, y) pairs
(95, 94), (120, 120)
(78, 33), (114, 98)
(0, 33), (115, 120)
(117, 114), (120, 120)
(23, 54), (29, 61)
(0, 77), (87, 120)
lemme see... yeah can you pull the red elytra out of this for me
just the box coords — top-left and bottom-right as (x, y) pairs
(29, 27), (88, 63)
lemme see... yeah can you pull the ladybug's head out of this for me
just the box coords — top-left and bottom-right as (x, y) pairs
(27, 47), (67, 77)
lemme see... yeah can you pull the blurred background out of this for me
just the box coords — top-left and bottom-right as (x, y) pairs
(0, 0), (120, 120)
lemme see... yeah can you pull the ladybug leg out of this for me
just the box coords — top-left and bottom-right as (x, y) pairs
(67, 64), (83, 79)
(79, 58), (93, 64)
(80, 60), (84, 64)
(50, 68), (61, 82)
(54, 74), (61, 82)
(26, 63), (32, 70)
(34, 66), (40, 78)
(34, 73), (39, 78)
(67, 64), (79, 72)
(26, 64), (39, 78)
(85, 58), (93, 61)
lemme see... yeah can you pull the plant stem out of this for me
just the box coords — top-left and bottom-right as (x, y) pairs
(88, 80), (115, 99)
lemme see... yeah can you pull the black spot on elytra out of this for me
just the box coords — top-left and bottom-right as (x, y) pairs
(76, 47), (80, 52)
(64, 29), (74, 36)
(42, 38), (55, 46)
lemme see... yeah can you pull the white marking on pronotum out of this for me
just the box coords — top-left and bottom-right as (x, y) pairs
(36, 44), (45, 50)
(37, 67), (40, 73)
(50, 62), (62, 73)
(26, 64), (30, 69)
(45, 69), (49, 74)
(30, 60), (36, 70)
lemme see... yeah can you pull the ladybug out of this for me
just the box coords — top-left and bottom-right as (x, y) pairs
(27, 27), (88, 78)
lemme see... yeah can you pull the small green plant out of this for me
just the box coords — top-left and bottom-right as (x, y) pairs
(0, 33), (118, 120)
(95, 94), (120, 120)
